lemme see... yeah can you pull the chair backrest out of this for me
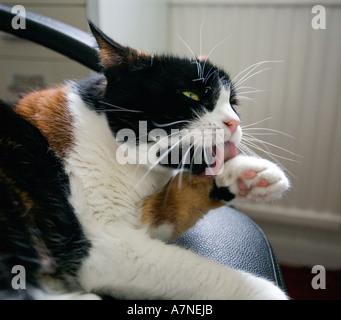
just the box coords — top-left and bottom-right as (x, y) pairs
(0, 4), (100, 72)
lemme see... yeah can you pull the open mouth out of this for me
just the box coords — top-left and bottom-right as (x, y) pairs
(199, 141), (238, 178)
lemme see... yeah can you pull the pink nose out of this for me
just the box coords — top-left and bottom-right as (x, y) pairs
(224, 119), (240, 134)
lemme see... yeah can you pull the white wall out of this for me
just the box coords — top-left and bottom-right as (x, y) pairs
(94, 0), (168, 54)
(168, 0), (341, 268)
(93, 0), (341, 267)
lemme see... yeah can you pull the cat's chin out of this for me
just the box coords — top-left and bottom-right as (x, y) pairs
(199, 141), (238, 178)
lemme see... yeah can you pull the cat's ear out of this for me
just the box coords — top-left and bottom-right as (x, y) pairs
(88, 21), (148, 69)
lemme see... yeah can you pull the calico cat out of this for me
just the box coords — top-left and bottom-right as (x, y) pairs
(0, 22), (289, 299)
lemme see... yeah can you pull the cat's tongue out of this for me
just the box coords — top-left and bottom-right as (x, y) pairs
(199, 142), (238, 178)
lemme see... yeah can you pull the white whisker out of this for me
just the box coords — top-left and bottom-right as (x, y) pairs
(232, 60), (282, 84)
(152, 119), (191, 128)
(134, 131), (193, 188)
(203, 66), (215, 83)
(237, 89), (268, 95)
(243, 132), (275, 136)
(236, 86), (261, 91)
(241, 117), (273, 129)
(234, 67), (272, 88)
(241, 139), (298, 180)
(99, 101), (142, 113)
(237, 95), (260, 105)
(201, 35), (232, 79)
(241, 120), (299, 180)
(177, 34), (203, 78)
(242, 127), (296, 140)
(192, 109), (204, 121)
(176, 34), (196, 59)
(244, 137), (300, 158)
(204, 69), (219, 84)
(242, 139), (300, 163)
(237, 142), (260, 158)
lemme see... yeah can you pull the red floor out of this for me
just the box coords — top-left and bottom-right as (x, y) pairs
(280, 265), (341, 300)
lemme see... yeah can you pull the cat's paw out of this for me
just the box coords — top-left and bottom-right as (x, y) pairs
(215, 155), (289, 202)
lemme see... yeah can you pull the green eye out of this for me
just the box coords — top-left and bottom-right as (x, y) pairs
(182, 91), (200, 101)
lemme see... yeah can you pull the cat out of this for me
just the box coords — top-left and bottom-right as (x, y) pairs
(0, 21), (289, 300)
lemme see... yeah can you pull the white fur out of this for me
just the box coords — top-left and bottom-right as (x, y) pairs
(65, 89), (172, 229)
(60, 85), (288, 300)
(188, 87), (242, 146)
(149, 223), (175, 241)
(31, 289), (101, 300)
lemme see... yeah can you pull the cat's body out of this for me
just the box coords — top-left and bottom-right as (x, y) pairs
(0, 23), (289, 299)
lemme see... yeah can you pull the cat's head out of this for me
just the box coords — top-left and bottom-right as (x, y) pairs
(89, 22), (242, 177)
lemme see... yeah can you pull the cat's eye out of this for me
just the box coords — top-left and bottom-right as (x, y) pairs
(182, 91), (200, 101)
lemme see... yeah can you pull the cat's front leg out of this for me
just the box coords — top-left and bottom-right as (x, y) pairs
(141, 156), (289, 242)
(214, 155), (290, 202)
(78, 227), (288, 300)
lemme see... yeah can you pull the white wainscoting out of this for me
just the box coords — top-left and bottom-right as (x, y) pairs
(168, 0), (341, 267)
(96, 0), (341, 266)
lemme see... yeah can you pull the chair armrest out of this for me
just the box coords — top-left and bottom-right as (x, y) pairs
(175, 206), (286, 291)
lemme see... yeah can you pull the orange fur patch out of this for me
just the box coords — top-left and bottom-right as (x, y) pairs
(141, 172), (225, 239)
(15, 86), (73, 158)
(95, 35), (150, 68)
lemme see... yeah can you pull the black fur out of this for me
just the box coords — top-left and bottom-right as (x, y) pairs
(0, 101), (89, 298)
(99, 56), (230, 135)
(77, 74), (106, 110)
(0, 23), (240, 298)
(209, 180), (235, 202)
(78, 22), (239, 175)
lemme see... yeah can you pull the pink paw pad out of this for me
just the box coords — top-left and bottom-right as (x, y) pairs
(257, 179), (269, 187)
(243, 170), (258, 179)
(238, 170), (270, 197)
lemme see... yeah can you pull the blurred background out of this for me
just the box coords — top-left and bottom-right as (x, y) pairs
(0, 0), (340, 299)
